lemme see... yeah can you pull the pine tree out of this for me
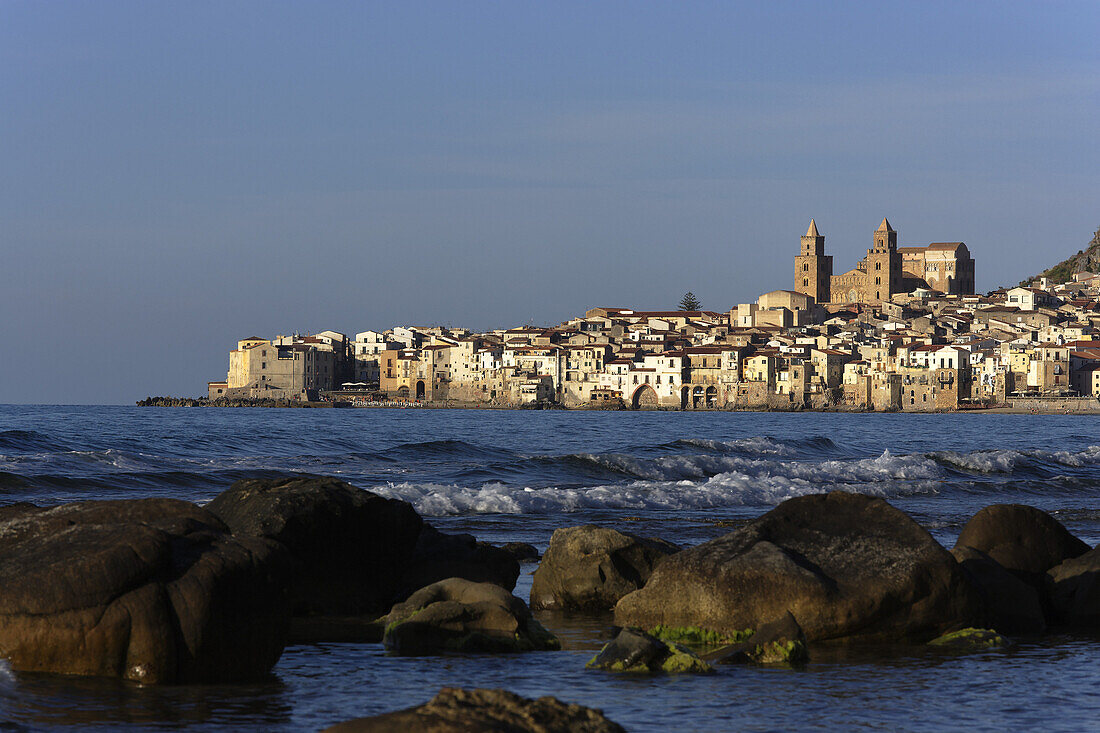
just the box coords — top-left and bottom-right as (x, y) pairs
(679, 292), (701, 311)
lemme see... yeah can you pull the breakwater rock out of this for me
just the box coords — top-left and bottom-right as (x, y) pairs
(531, 525), (679, 612)
(0, 499), (290, 683)
(614, 491), (984, 642)
(323, 687), (626, 733)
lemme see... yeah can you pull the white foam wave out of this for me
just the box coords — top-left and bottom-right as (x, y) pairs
(932, 445), (1100, 473)
(370, 450), (944, 516)
(677, 437), (802, 456)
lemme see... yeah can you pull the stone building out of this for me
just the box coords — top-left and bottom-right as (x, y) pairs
(795, 218), (975, 305)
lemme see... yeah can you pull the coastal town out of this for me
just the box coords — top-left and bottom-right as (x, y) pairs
(206, 219), (1100, 412)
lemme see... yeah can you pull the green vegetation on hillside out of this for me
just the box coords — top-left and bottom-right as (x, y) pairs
(1021, 225), (1100, 286)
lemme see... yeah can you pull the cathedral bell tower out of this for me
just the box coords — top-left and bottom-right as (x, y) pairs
(794, 219), (832, 305)
(865, 217), (902, 303)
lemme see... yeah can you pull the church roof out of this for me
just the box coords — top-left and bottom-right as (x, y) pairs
(806, 219), (820, 237)
(876, 217), (895, 233)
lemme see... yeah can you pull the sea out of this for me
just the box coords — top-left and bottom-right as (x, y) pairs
(2, 405), (1100, 732)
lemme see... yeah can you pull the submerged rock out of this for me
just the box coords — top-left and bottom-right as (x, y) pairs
(530, 525), (680, 611)
(0, 499), (289, 684)
(381, 578), (560, 655)
(501, 542), (541, 563)
(928, 628), (1013, 650)
(615, 492), (982, 642)
(585, 628), (712, 674)
(207, 476), (423, 617)
(323, 687), (626, 733)
(955, 504), (1089, 577)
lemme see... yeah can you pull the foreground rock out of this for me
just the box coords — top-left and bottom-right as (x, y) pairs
(382, 578), (560, 655)
(0, 499), (289, 683)
(323, 687), (625, 733)
(585, 628), (712, 674)
(615, 492), (982, 642)
(954, 504), (1089, 578)
(531, 525), (680, 611)
(951, 546), (1046, 633)
(207, 476), (423, 616)
(398, 525), (520, 597)
(1047, 546), (1100, 627)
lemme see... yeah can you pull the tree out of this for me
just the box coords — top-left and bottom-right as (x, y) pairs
(679, 292), (701, 311)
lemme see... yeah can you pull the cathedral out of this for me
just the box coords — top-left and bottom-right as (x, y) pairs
(794, 218), (975, 305)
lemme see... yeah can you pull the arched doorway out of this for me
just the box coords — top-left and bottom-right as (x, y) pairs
(680, 386), (690, 410)
(705, 386), (717, 408)
(631, 385), (658, 410)
(692, 386), (704, 409)
(397, 385), (409, 400)
(415, 380), (426, 400)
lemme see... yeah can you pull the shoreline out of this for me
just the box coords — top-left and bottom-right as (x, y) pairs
(135, 396), (1100, 416)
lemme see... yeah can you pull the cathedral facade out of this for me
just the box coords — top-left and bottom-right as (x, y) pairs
(794, 218), (975, 305)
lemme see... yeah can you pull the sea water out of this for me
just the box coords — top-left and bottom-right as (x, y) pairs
(2, 406), (1100, 731)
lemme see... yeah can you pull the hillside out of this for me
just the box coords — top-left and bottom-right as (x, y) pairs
(1023, 225), (1100, 286)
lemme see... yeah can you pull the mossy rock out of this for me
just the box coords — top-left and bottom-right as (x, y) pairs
(752, 639), (808, 664)
(928, 628), (1012, 650)
(586, 628), (713, 674)
(648, 624), (753, 647)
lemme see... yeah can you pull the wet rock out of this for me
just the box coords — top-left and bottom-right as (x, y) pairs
(398, 525), (520, 596)
(323, 687), (626, 733)
(1046, 545), (1100, 627)
(928, 628), (1013, 650)
(951, 546), (1046, 633)
(501, 542), (541, 563)
(530, 525), (680, 611)
(0, 499), (289, 684)
(381, 578), (559, 655)
(585, 628), (712, 674)
(614, 492), (982, 642)
(206, 476), (423, 617)
(709, 612), (809, 665)
(955, 504), (1089, 577)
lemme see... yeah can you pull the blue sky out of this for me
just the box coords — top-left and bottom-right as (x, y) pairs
(1, 1), (1097, 403)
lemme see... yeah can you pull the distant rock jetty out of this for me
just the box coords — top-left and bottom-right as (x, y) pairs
(137, 396), (336, 408)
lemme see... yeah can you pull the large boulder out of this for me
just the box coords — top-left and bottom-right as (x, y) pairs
(954, 504), (1089, 577)
(206, 476), (423, 616)
(0, 499), (289, 684)
(398, 525), (520, 597)
(323, 687), (625, 733)
(614, 492), (982, 642)
(1047, 546), (1100, 628)
(951, 546), (1045, 633)
(530, 525), (680, 611)
(382, 578), (559, 655)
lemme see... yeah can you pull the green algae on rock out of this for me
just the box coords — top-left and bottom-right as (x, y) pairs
(928, 628), (1012, 650)
(648, 624), (753, 647)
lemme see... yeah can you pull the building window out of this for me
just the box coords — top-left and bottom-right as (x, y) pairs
(803, 278), (809, 287)
(262, 362), (266, 369)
